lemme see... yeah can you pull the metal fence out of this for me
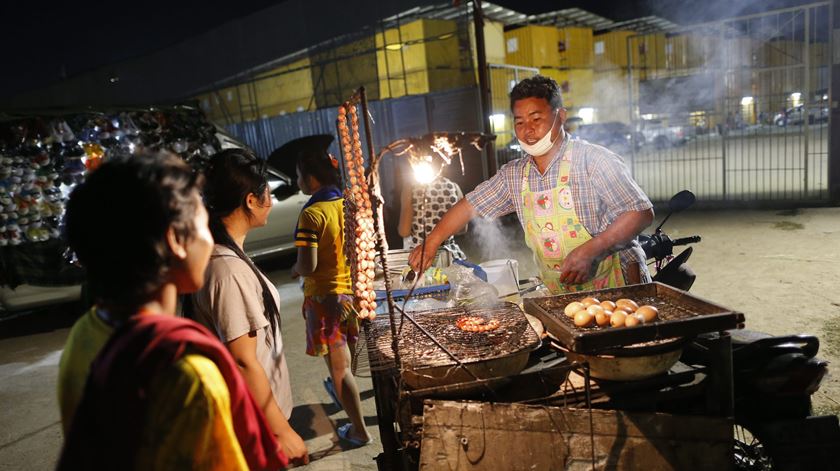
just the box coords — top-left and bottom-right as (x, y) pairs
(626, 2), (832, 204)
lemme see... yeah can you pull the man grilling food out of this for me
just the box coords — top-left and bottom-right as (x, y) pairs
(408, 75), (654, 294)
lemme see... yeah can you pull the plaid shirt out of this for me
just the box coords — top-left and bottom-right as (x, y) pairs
(466, 137), (653, 280)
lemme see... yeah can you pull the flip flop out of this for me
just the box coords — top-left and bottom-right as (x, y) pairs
(337, 423), (373, 447)
(323, 377), (342, 410)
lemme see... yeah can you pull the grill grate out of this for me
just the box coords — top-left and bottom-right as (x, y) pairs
(536, 294), (704, 330)
(365, 303), (540, 372)
(524, 282), (745, 353)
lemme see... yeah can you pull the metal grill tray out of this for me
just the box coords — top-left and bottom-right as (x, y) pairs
(366, 303), (542, 390)
(524, 282), (745, 354)
(367, 303), (541, 370)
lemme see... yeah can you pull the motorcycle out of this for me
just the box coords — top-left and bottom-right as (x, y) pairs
(638, 189), (701, 291)
(642, 190), (839, 470)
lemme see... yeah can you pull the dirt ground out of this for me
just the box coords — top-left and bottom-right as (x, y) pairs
(460, 206), (840, 416)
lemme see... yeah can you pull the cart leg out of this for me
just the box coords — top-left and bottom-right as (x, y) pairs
(370, 368), (403, 470)
(705, 331), (734, 417)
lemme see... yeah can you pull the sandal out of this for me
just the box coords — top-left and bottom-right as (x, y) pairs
(337, 423), (373, 447)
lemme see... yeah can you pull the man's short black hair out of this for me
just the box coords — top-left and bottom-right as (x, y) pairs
(64, 151), (202, 313)
(509, 75), (563, 111)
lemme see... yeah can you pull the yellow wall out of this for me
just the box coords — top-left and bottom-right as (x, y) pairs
(540, 68), (594, 111)
(376, 18), (467, 99)
(311, 36), (379, 108)
(204, 85), (251, 122)
(593, 31), (634, 70)
(558, 27), (594, 68)
(505, 25), (595, 69)
(252, 58), (314, 116)
(504, 25), (561, 68)
(630, 33), (667, 75)
(197, 88), (238, 123)
(470, 20), (506, 66)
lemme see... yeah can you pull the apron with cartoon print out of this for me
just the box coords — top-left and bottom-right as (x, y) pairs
(521, 142), (625, 294)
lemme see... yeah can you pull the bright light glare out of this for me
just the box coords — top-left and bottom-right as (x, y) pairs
(412, 160), (437, 184)
(740, 96), (753, 105)
(791, 92), (802, 99)
(385, 43), (403, 51)
(578, 107), (595, 124)
(489, 113), (505, 130)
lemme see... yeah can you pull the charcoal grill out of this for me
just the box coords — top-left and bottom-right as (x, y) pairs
(366, 303), (541, 390)
(525, 282), (745, 354)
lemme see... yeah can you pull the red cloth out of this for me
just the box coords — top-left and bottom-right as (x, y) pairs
(58, 314), (288, 471)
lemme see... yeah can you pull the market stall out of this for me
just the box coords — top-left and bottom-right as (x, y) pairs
(333, 87), (747, 471)
(0, 106), (221, 303)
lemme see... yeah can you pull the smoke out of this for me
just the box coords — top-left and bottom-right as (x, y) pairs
(648, 0), (811, 25)
(461, 215), (538, 277)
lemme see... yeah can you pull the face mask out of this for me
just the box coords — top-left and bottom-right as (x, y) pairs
(518, 110), (560, 156)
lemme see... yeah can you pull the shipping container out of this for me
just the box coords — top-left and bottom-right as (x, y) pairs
(252, 58), (315, 117)
(631, 33), (668, 72)
(311, 35), (380, 108)
(470, 20), (506, 66)
(504, 25), (561, 68)
(540, 68), (594, 110)
(558, 27), (594, 68)
(593, 31), (635, 71)
(376, 18), (468, 99)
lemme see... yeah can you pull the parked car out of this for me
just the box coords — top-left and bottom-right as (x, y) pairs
(639, 120), (690, 149)
(773, 104), (829, 127)
(574, 121), (641, 155)
(564, 116), (584, 134)
(0, 127), (306, 314)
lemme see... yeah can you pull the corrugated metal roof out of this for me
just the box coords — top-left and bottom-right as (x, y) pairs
(383, 2), (679, 33)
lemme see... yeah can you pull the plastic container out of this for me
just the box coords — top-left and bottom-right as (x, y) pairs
(479, 259), (519, 298)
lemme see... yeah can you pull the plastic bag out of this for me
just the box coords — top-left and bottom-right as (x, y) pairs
(443, 263), (500, 307)
(403, 297), (453, 312)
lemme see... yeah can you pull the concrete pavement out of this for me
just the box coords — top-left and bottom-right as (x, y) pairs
(2, 206), (840, 469)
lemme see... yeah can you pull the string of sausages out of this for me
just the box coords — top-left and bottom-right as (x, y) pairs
(338, 104), (377, 320)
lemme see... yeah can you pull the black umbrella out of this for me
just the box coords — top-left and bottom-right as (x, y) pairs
(267, 134), (334, 181)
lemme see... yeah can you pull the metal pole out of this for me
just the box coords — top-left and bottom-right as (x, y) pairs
(359, 87), (402, 370)
(829, 0), (839, 203)
(804, 7), (811, 197)
(472, 0), (497, 176)
(720, 25), (728, 201)
(627, 36), (636, 178)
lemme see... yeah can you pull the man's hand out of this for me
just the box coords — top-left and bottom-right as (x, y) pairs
(558, 243), (599, 285)
(408, 240), (440, 273)
(277, 429), (309, 467)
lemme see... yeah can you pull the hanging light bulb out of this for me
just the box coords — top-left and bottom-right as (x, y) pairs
(411, 158), (437, 184)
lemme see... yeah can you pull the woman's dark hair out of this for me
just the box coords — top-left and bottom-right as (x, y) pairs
(509, 75), (564, 111)
(64, 151), (202, 317)
(296, 146), (340, 187)
(191, 148), (281, 337)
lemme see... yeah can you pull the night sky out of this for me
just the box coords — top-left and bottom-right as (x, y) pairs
(0, 0), (818, 100)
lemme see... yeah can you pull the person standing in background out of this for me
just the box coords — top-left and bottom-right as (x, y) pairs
(399, 171), (467, 259)
(188, 148), (308, 466)
(292, 143), (372, 447)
